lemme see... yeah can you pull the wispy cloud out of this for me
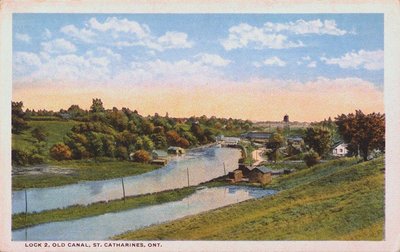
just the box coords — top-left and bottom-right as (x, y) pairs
(307, 61), (317, 68)
(221, 23), (304, 50)
(221, 19), (348, 51)
(321, 49), (383, 70)
(13, 52), (41, 76)
(43, 29), (52, 40)
(254, 56), (286, 67)
(41, 39), (77, 54)
(60, 17), (194, 52)
(264, 19), (348, 36)
(60, 24), (96, 43)
(195, 53), (231, 67)
(88, 17), (150, 38)
(14, 50), (230, 84)
(15, 33), (31, 43)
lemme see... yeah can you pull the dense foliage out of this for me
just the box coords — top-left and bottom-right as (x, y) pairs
(12, 99), (253, 163)
(335, 110), (385, 161)
(304, 127), (332, 157)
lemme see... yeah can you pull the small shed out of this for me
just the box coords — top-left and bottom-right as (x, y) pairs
(167, 146), (186, 155)
(228, 169), (243, 183)
(238, 164), (251, 177)
(150, 150), (169, 165)
(152, 150), (169, 160)
(248, 166), (272, 185)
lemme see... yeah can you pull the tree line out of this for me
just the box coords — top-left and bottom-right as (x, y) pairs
(12, 99), (253, 165)
(262, 110), (384, 166)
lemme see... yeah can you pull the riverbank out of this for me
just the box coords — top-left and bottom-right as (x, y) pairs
(12, 160), (161, 190)
(12, 186), (197, 230)
(114, 157), (384, 240)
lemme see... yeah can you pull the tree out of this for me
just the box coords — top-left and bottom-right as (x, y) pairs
(87, 132), (104, 160)
(304, 127), (332, 157)
(267, 133), (284, 162)
(303, 150), (320, 167)
(12, 101), (29, 134)
(131, 150), (151, 163)
(142, 135), (155, 151)
(335, 110), (385, 161)
(108, 109), (129, 131)
(141, 119), (155, 135)
(90, 98), (105, 113)
(67, 104), (86, 118)
(31, 126), (49, 142)
(177, 137), (190, 148)
(50, 143), (72, 161)
(166, 130), (181, 146)
(151, 133), (168, 149)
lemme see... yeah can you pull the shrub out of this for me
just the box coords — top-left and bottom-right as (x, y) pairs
(132, 150), (151, 163)
(303, 150), (320, 167)
(50, 143), (72, 161)
(12, 149), (30, 166)
(29, 153), (45, 164)
(115, 146), (128, 160)
(12, 149), (45, 166)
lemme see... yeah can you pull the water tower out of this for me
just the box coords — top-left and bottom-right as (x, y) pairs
(283, 114), (290, 135)
(283, 114), (289, 123)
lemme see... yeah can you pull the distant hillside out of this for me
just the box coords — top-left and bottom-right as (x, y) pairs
(115, 157), (384, 240)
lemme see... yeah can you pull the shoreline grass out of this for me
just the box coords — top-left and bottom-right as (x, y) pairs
(12, 186), (197, 230)
(113, 157), (384, 241)
(12, 160), (161, 190)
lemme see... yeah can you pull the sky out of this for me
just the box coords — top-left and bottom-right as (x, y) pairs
(12, 14), (384, 122)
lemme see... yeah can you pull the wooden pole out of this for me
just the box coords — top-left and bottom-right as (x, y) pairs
(24, 189), (28, 224)
(24, 188), (28, 241)
(186, 167), (190, 187)
(121, 177), (126, 203)
(223, 162), (226, 176)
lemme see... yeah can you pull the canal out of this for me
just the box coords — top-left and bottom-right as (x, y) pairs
(13, 147), (241, 214)
(13, 186), (276, 241)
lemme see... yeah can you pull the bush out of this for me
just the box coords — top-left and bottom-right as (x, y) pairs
(30, 154), (45, 164)
(131, 150), (151, 163)
(12, 149), (30, 166)
(50, 143), (72, 161)
(303, 150), (320, 167)
(12, 149), (45, 166)
(115, 146), (128, 160)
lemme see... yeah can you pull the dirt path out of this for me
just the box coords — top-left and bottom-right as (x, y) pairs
(12, 165), (75, 176)
(251, 148), (266, 167)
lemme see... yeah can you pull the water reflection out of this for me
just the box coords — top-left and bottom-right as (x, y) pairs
(12, 147), (241, 214)
(13, 186), (276, 241)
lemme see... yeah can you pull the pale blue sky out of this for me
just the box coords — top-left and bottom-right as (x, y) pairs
(13, 14), (383, 86)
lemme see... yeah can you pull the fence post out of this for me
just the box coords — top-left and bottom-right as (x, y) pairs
(24, 188), (28, 241)
(186, 167), (190, 187)
(223, 162), (226, 176)
(121, 177), (126, 203)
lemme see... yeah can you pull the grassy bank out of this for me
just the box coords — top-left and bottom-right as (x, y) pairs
(12, 186), (196, 230)
(114, 157), (384, 240)
(12, 160), (160, 190)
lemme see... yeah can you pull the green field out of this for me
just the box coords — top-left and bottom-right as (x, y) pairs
(12, 160), (160, 190)
(12, 120), (78, 154)
(12, 186), (196, 230)
(114, 157), (384, 240)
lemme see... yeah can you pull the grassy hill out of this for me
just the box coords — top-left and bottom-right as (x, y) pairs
(12, 120), (78, 154)
(115, 157), (384, 240)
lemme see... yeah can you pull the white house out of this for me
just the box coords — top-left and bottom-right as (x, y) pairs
(332, 143), (348, 157)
